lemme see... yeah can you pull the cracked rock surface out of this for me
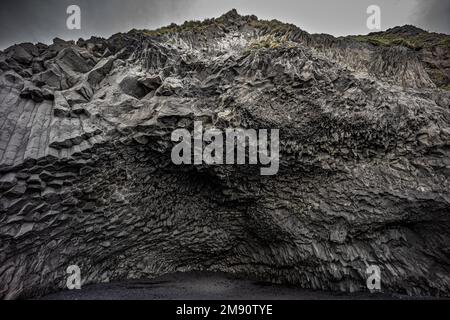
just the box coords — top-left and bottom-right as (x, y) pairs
(1, 10), (449, 299)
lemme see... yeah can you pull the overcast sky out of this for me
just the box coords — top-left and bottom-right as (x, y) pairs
(1, 0), (449, 49)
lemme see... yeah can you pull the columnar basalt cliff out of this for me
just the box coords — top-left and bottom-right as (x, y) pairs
(1, 10), (450, 299)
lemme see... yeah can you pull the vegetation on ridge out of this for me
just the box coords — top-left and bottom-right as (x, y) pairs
(347, 32), (450, 50)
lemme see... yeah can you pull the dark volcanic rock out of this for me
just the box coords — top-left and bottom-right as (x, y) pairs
(346, 25), (450, 90)
(119, 75), (151, 99)
(0, 10), (450, 300)
(5, 44), (37, 65)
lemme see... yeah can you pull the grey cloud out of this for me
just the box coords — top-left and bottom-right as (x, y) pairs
(0, 0), (193, 49)
(412, 0), (450, 34)
(0, 0), (449, 50)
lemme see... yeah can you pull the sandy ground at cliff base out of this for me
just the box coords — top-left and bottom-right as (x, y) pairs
(40, 271), (428, 300)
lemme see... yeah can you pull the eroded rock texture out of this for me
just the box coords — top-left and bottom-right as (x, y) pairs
(1, 10), (450, 299)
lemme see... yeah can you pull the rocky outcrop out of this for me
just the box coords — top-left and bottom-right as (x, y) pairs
(346, 25), (450, 90)
(1, 10), (449, 299)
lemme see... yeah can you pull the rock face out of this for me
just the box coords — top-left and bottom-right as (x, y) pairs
(1, 10), (450, 299)
(347, 25), (450, 90)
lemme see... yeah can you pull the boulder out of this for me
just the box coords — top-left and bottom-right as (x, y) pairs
(56, 47), (94, 73)
(20, 82), (44, 102)
(0, 71), (24, 91)
(119, 75), (151, 99)
(5, 44), (36, 65)
(138, 74), (163, 90)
